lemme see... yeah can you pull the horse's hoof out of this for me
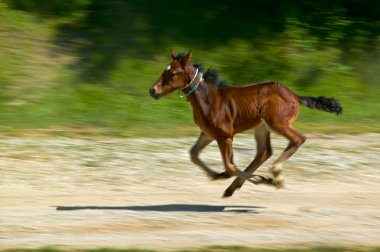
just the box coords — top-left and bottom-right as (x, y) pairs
(209, 172), (231, 181)
(222, 188), (234, 198)
(215, 172), (232, 180)
(274, 176), (285, 189)
(262, 176), (274, 185)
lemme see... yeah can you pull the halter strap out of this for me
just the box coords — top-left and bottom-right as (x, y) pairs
(181, 68), (203, 96)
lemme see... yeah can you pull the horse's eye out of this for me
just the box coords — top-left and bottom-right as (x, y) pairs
(169, 72), (175, 78)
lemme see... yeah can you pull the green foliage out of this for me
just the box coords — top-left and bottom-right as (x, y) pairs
(0, 0), (379, 136)
(3, 0), (89, 17)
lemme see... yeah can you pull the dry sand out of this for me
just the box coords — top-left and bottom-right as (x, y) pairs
(1, 134), (380, 250)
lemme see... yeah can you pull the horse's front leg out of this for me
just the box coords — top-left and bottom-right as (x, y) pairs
(190, 132), (230, 180)
(217, 137), (267, 184)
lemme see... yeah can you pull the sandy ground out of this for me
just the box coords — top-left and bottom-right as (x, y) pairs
(1, 133), (380, 250)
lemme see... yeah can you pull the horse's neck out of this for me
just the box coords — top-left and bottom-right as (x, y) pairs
(187, 81), (216, 118)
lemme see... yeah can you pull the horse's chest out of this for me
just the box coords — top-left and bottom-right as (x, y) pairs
(193, 108), (232, 138)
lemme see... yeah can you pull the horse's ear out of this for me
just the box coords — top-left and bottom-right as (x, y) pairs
(170, 50), (176, 60)
(185, 50), (192, 61)
(180, 51), (192, 67)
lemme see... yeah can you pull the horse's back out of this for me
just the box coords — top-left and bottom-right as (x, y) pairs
(224, 80), (299, 125)
(225, 80), (296, 99)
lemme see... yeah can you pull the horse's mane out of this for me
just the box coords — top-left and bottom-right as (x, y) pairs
(174, 52), (187, 61)
(202, 68), (229, 88)
(175, 52), (229, 88)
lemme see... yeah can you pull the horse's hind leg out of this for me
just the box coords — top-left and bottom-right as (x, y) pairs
(190, 132), (230, 180)
(223, 124), (272, 197)
(269, 124), (306, 188)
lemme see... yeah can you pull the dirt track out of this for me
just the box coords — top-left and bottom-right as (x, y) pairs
(1, 134), (380, 250)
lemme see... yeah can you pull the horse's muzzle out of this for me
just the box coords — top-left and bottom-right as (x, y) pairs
(149, 87), (161, 100)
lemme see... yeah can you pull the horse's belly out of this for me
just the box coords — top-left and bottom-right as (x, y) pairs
(234, 118), (262, 133)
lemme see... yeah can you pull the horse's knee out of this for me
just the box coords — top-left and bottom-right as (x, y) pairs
(295, 135), (306, 147)
(289, 134), (306, 149)
(299, 134), (306, 145)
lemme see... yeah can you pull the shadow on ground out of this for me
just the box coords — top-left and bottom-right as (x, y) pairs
(56, 204), (263, 213)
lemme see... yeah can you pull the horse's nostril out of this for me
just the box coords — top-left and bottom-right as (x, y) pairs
(149, 88), (156, 97)
(149, 87), (160, 99)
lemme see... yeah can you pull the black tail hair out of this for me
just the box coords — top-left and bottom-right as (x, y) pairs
(298, 96), (343, 115)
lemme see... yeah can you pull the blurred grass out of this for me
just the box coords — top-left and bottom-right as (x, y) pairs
(0, 1), (379, 137)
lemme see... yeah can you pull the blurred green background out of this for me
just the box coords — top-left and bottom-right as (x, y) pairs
(0, 0), (379, 137)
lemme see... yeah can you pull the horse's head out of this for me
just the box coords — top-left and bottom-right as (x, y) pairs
(149, 51), (195, 100)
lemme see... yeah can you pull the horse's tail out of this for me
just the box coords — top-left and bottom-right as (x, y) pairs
(298, 95), (343, 115)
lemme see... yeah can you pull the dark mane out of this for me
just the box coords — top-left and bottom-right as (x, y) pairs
(203, 68), (229, 88)
(175, 52), (186, 60)
(175, 52), (229, 88)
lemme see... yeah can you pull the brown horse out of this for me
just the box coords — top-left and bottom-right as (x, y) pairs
(149, 51), (342, 197)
